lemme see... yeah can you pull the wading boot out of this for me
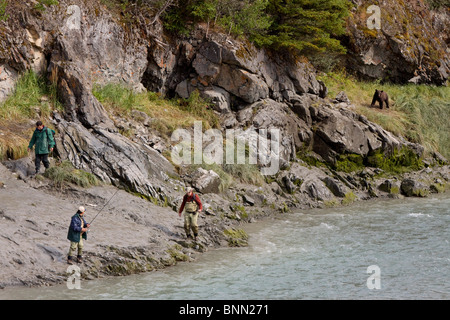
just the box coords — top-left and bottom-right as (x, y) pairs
(67, 256), (75, 265)
(76, 255), (83, 263)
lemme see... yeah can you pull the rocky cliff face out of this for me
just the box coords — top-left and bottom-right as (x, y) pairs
(1, 0), (176, 202)
(0, 0), (444, 203)
(346, 0), (449, 85)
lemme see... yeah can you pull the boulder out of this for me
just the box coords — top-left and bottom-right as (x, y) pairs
(270, 181), (283, 195)
(3, 156), (35, 180)
(322, 176), (348, 197)
(198, 41), (223, 65)
(0, 65), (18, 103)
(313, 107), (370, 161)
(200, 87), (231, 113)
(242, 194), (255, 206)
(192, 53), (221, 83)
(286, 60), (322, 95)
(249, 99), (305, 164)
(378, 179), (400, 194)
(216, 64), (269, 104)
(175, 79), (192, 99)
(308, 104), (423, 167)
(281, 175), (298, 194)
(278, 162), (333, 201)
(303, 179), (334, 201)
(334, 91), (350, 104)
(191, 168), (221, 194)
(400, 178), (429, 197)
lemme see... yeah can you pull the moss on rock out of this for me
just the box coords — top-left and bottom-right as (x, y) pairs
(223, 228), (249, 247)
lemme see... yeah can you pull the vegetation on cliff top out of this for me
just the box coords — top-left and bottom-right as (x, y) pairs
(162, 0), (351, 58)
(92, 82), (220, 136)
(318, 70), (450, 159)
(101, 0), (351, 61)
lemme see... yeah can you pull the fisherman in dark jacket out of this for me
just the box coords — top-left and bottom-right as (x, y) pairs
(27, 120), (55, 175)
(67, 206), (90, 264)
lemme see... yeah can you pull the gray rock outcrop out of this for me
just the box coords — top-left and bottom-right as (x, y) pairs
(346, 0), (449, 85)
(401, 178), (430, 197)
(191, 168), (221, 194)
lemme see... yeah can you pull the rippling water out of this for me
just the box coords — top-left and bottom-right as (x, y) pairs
(2, 195), (449, 300)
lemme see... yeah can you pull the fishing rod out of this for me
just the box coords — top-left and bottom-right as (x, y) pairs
(88, 159), (125, 226)
(89, 188), (120, 225)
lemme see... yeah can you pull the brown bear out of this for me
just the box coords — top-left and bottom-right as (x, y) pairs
(371, 89), (389, 109)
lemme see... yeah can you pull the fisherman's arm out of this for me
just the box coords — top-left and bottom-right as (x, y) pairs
(195, 194), (202, 212)
(47, 128), (55, 151)
(27, 132), (36, 152)
(178, 195), (187, 216)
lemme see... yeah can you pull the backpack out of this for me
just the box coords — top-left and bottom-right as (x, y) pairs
(185, 193), (198, 213)
(45, 127), (56, 153)
(46, 127), (56, 137)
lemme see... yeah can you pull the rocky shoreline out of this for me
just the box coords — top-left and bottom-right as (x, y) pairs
(0, 154), (448, 289)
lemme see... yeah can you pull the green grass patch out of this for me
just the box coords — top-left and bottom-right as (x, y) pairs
(430, 182), (446, 194)
(341, 191), (357, 206)
(34, 0), (59, 11)
(365, 147), (424, 173)
(0, 70), (62, 122)
(44, 160), (99, 188)
(335, 153), (365, 173)
(92, 83), (220, 137)
(318, 70), (450, 159)
(223, 228), (249, 247)
(231, 204), (248, 220)
(223, 162), (265, 186)
(324, 198), (339, 208)
(0, 70), (62, 160)
(166, 244), (189, 262)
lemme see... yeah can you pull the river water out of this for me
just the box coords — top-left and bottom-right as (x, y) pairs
(1, 195), (449, 300)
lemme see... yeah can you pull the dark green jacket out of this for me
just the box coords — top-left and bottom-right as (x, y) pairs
(28, 127), (55, 155)
(67, 213), (88, 242)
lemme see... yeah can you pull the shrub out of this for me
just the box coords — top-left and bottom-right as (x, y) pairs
(92, 83), (219, 137)
(335, 153), (364, 173)
(265, 0), (351, 56)
(44, 161), (99, 188)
